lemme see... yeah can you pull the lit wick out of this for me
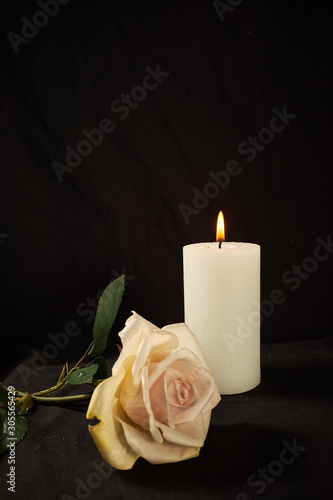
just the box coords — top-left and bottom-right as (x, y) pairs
(216, 211), (225, 249)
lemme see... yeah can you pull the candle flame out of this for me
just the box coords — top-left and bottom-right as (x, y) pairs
(216, 211), (225, 242)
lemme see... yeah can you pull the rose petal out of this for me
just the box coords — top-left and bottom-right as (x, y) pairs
(156, 412), (209, 448)
(148, 347), (216, 423)
(120, 371), (150, 430)
(166, 369), (195, 408)
(113, 312), (157, 376)
(120, 362), (164, 444)
(118, 417), (201, 465)
(148, 348), (200, 388)
(170, 369), (215, 425)
(163, 323), (221, 410)
(141, 364), (163, 443)
(86, 374), (139, 470)
(131, 329), (178, 390)
(131, 334), (153, 390)
(162, 322), (211, 370)
(149, 371), (174, 428)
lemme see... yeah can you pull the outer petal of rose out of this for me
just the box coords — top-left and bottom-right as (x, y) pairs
(113, 312), (157, 376)
(141, 364), (163, 443)
(131, 330), (179, 390)
(162, 323), (221, 410)
(149, 370), (174, 428)
(120, 362), (163, 444)
(162, 322), (211, 371)
(156, 412), (209, 448)
(201, 409), (212, 437)
(117, 416), (200, 465)
(86, 374), (139, 470)
(120, 370), (150, 430)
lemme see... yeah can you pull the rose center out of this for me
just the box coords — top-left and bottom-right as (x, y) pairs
(172, 377), (192, 406)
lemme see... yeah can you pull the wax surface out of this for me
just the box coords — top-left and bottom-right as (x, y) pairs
(183, 242), (261, 394)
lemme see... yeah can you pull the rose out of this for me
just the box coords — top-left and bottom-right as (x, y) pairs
(86, 312), (220, 470)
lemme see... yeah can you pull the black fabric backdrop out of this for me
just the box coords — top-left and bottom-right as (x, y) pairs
(1, 0), (333, 498)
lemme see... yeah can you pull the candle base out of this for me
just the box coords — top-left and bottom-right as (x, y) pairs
(199, 337), (261, 395)
(217, 375), (261, 395)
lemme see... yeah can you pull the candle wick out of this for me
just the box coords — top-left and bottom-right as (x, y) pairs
(218, 240), (223, 249)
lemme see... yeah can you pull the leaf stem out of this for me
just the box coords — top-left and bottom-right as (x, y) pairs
(34, 393), (92, 404)
(73, 340), (95, 370)
(14, 390), (92, 405)
(32, 381), (67, 397)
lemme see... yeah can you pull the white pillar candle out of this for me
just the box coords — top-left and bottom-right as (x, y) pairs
(183, 237), (260, 395)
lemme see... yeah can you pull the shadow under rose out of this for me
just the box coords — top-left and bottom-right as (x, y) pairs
(113, 423), (295, 499)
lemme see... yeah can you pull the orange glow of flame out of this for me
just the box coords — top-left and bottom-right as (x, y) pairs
(216, 211), (225, 242)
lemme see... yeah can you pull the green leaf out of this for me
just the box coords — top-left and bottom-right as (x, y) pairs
(88, 275), (125, 356)
(67, 364), (99, 385)
(3, 413), (29, 441)
(0, 383), (8, 406)
(0, 409), (29, 455)
(91, 356), (107, 380)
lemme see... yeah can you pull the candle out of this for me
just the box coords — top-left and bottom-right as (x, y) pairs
(183, 211), (260, 394)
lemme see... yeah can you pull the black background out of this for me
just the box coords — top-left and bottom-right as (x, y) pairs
(1, 0), (332, 375)
(1, 1), (333, 499)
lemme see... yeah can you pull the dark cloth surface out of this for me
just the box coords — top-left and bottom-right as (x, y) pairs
(1, 337), (332, 500)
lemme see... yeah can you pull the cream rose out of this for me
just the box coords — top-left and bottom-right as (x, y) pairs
(86, 312), (220, 470)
